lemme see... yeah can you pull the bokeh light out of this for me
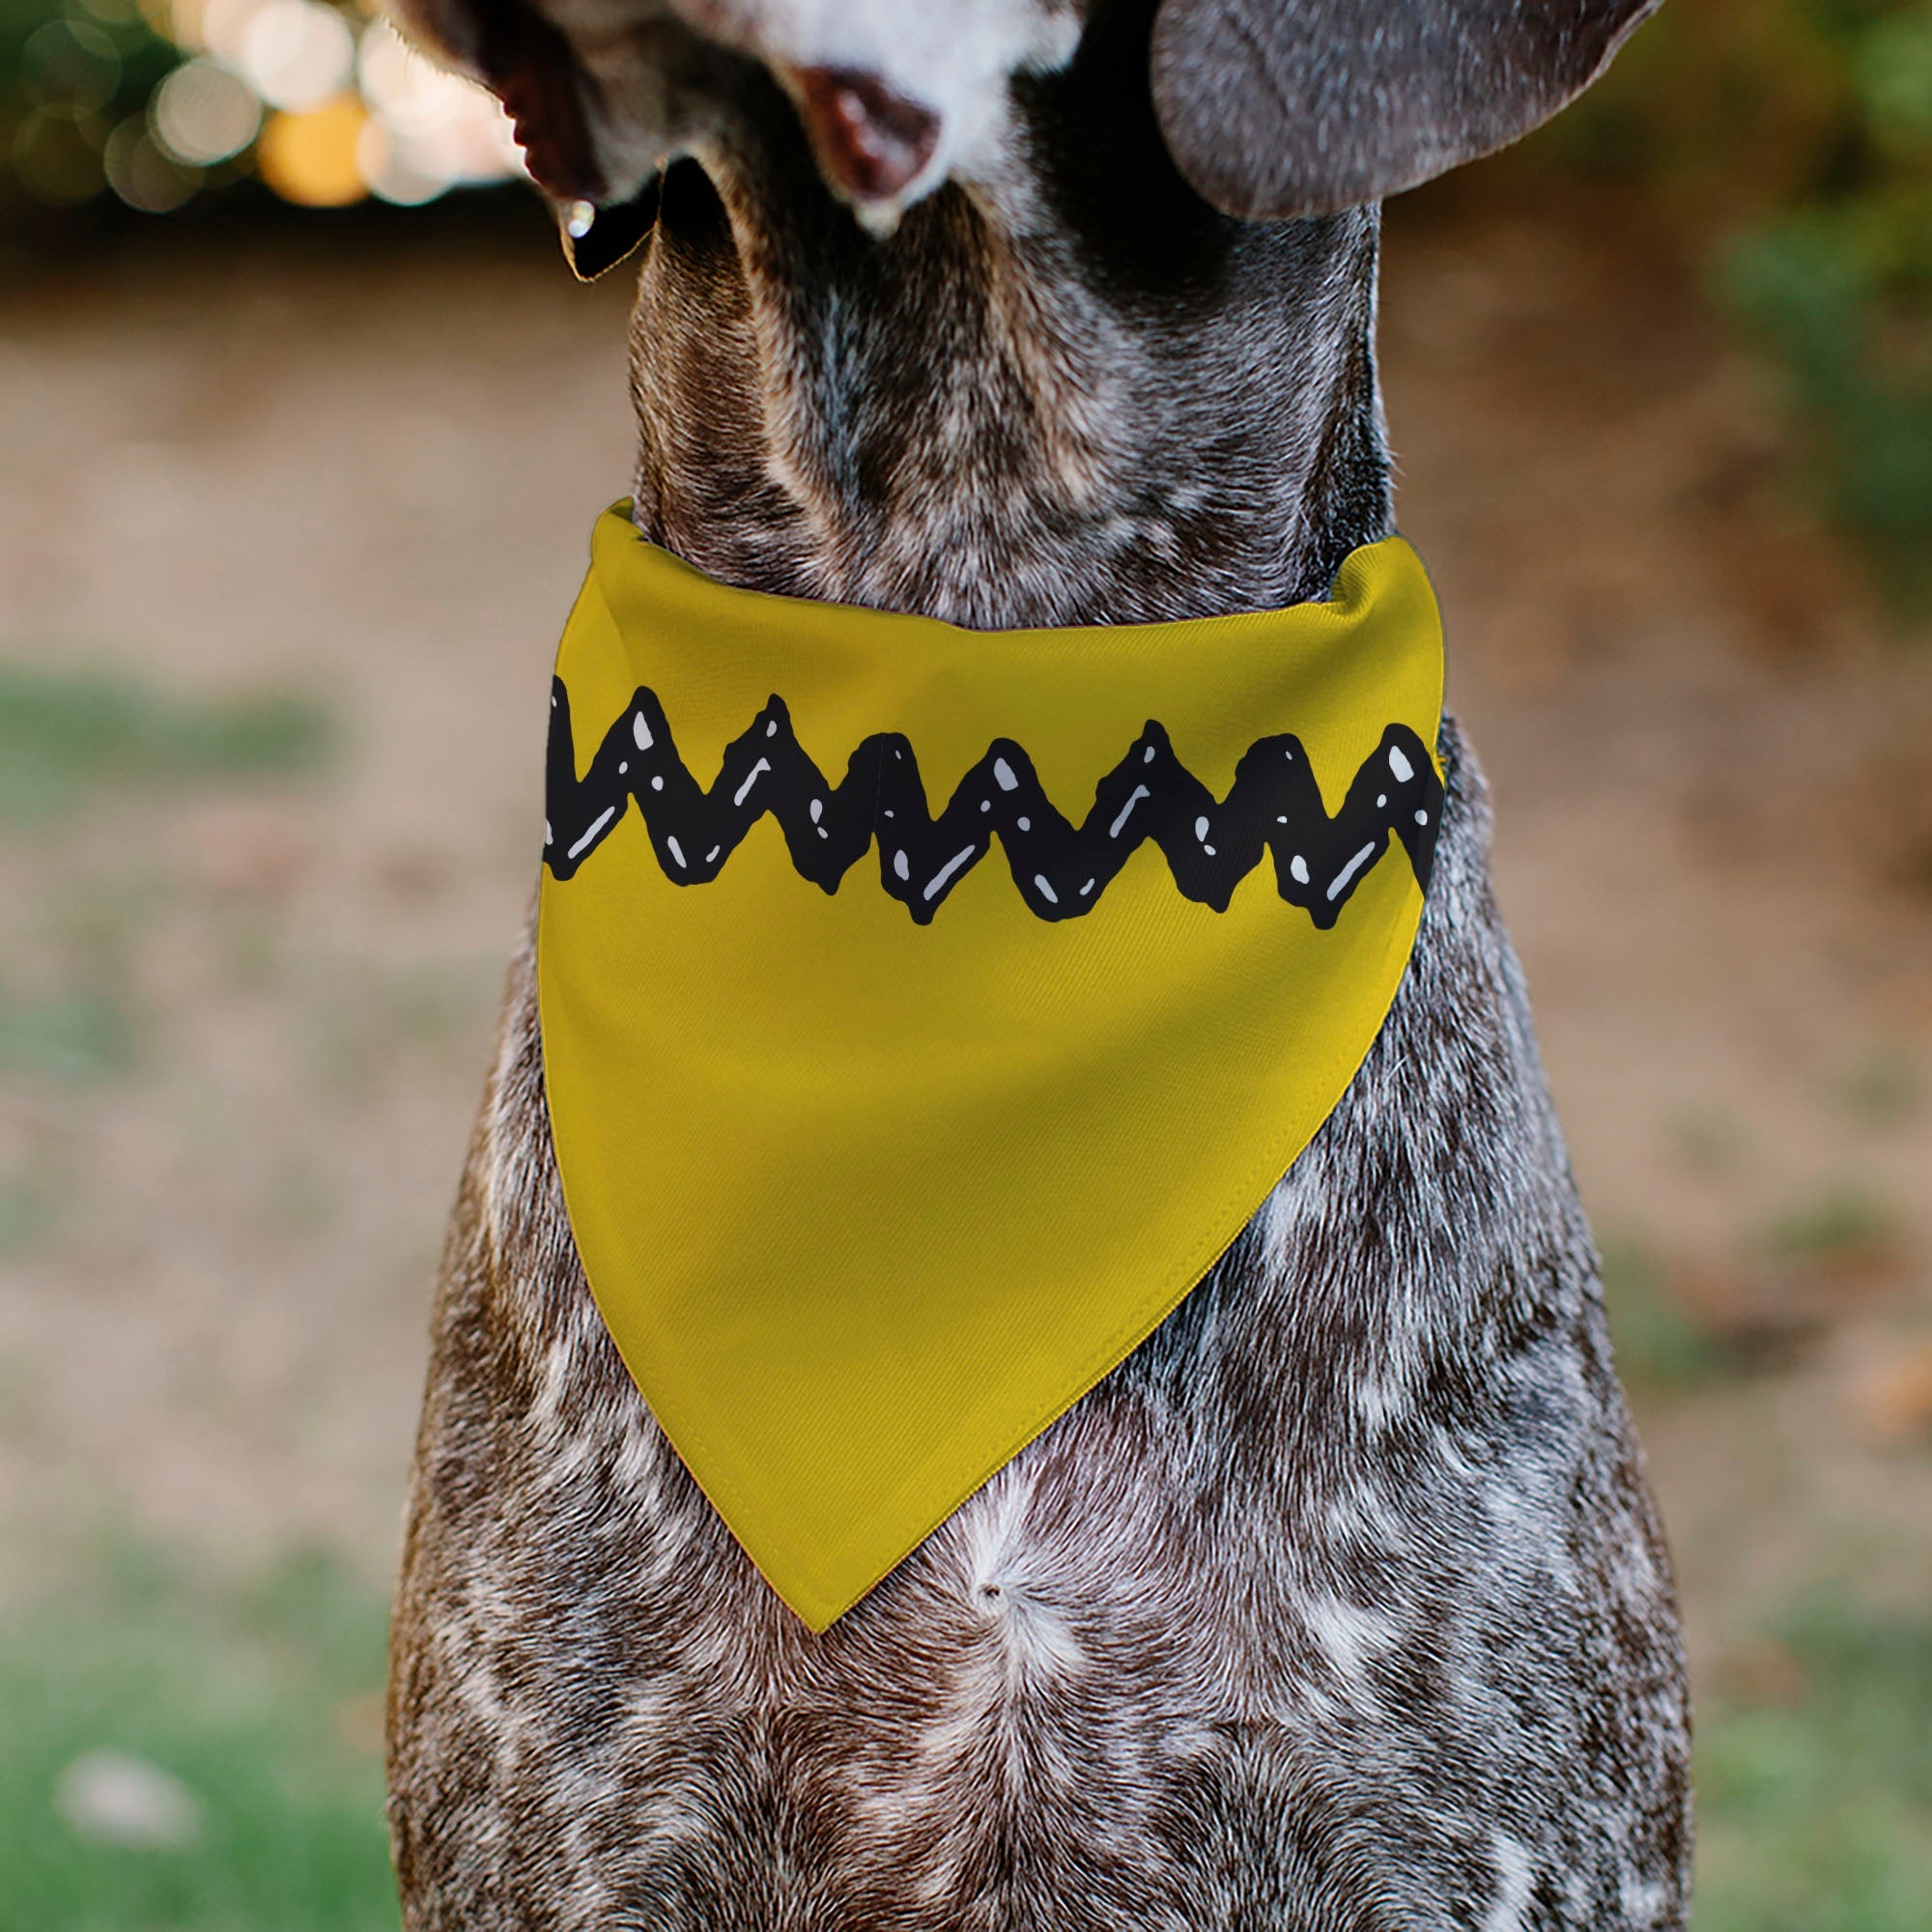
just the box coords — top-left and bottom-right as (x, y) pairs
(4, 0), (526, 213)
(254, 91), (364, 205)
(102, 112), (199, 209)
(151, 57), (259, 165)
(236, 0), (355, 112)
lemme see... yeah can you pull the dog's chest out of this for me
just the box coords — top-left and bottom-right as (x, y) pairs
(390, 719), (1690, 1930)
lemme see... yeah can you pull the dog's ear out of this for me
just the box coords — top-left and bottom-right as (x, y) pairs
(1150, 0), (1662, 220)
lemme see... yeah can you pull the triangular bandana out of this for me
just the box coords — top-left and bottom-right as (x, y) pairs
(537, 502), (1445, 1630)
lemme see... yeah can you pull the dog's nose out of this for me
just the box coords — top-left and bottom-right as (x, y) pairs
(791, 67), (940, 204)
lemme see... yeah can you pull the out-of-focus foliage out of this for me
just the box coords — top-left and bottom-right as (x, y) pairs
(2, 0), (184, 213)
(1558, 0), (1932, 588)
(1, 0), (518, 220)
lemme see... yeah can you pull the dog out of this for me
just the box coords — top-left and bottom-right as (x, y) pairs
(383, 1), (1694, 1925)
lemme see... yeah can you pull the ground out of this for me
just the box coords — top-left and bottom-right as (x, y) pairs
(2, 184), (1928, 1927)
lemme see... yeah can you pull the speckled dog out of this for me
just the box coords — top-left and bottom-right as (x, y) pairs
(383, 1), (1693, 1925)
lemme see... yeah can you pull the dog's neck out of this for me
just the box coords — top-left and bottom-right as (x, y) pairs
(621, 38), (1393, 630)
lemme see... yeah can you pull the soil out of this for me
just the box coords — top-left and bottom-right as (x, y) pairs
(2, 185), (1928, 1681)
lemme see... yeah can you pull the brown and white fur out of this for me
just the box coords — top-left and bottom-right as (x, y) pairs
(383, 1), (1694, 1925)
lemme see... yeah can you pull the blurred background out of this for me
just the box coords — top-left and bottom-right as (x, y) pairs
(2, 0), (1929, 1925)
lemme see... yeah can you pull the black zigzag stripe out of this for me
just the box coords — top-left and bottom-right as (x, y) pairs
(542, 681), (1443, 926)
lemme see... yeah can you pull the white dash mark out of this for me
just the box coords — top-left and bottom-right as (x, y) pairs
(1203, 845), (1215, 856)
(1277, 814), (1288, 823)
(544, 820), (552, 846)
(1081, 879), (1095, 895)
(1378, 794), (1387, 808)
(993, 757), (1019, 791)
(567, 807), (616, 861)
(1143, 745), (1155, 763)
(1035, 875), (1058, 904)
(765, 719), (777, 738)
(666, 836), (686, 869)
(923, 847), (977, 901)
(810, 798), (823, 823)
(894, 850), (910, 881)
(1195, 815), (1210, 842)
(817, 827), (829, 838)
(1291, 855), (1310, 885)
(1110, 786), (1149, 838)
(1017, 816), (1030, 831)
(617, 760), (627, 775)
(1388, 744), (1414, 783)
(651, 776), (664, 791)
(980, 799), (991, 812)
(705, 846), (720, 863)
(733, 758), (769, 807)
(1415, 809), (1429, 826)
(1326, 842), (1378, 901)
(632, 713), (652, 751)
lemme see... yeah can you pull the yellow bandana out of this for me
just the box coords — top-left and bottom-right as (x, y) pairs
(537, 502), (1445, 1631)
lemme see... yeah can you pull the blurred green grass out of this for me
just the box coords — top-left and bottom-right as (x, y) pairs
(0, 663), (332, 826)
(0, 986), (140, 1084)
(1696, 1599), (1932, 1932)
(0, 660), (335, 1106)
(2, 1540), (1929, 1927)
(1602, 1234), (1728, 1391)
(0, 1543), (397, 1932)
